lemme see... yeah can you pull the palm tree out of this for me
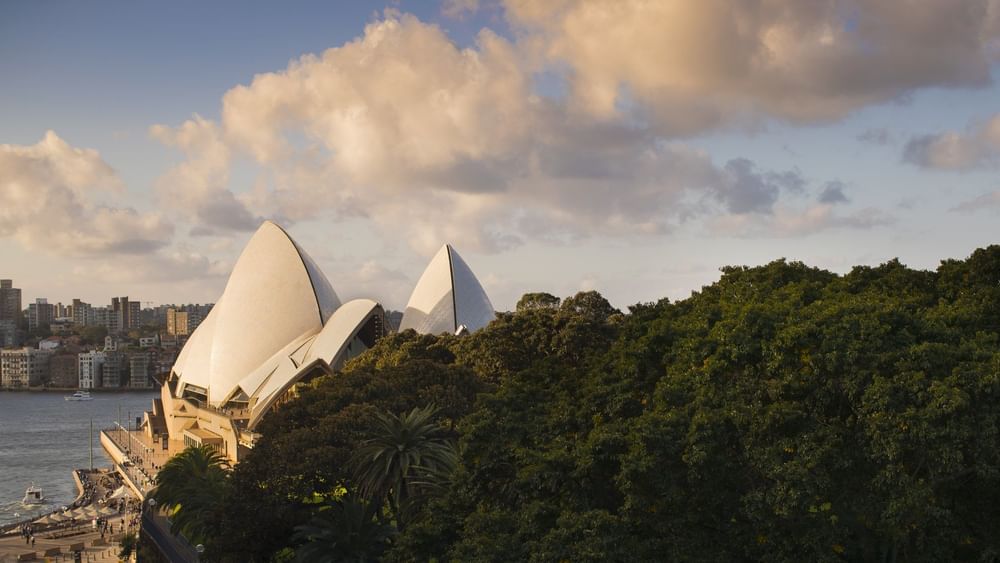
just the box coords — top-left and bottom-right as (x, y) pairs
(151, 444), (229, 545)
(348, 405), (456, 530)
(292, 496), (396, 563)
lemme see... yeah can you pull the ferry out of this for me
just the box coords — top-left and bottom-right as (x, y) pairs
(22, 483), (44, 505)
(64, 390), (93, 401)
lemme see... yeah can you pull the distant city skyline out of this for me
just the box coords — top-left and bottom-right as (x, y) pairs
(3, 1), (999, 311)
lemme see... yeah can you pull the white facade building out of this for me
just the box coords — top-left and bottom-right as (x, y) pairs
(78, 351), (106, 389)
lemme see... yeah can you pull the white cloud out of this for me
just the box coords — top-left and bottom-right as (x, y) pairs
(152, 15), (729, 251)
(505, 0), (1000, 133)
(0, 131), (173, 255)
(903, 113), (1000, 170)
(151, 116), (261, 231)
(150, 10), (908, 253)
(333, 259), (416, 307)
(76, 247), (230, 284)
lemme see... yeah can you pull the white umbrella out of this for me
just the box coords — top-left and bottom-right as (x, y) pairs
(49, 513), (70, 523)
(107, 486), (129, 501)
(96, 506), (117, 517)
(33, 514), (57, 525)
(63, 508), (84, 518)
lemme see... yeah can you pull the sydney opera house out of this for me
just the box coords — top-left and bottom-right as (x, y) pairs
(140, 221), (495, 463)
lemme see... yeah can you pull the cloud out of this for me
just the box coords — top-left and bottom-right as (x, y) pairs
(857, 128), (892, 145)
(903, 113), (1000, 170)
(0, 131), (173, 256)
(77, 247), (230, 284)
(151, 116), (261, 232)
(152, 15), (723, 252)
(505, 0), (999, 133)
(442, 0), (480, 19)
(715, 159), (804, 214)
(334, 259), (417, 307)
(818, 181), (850, 204)
(712, 204), (892, 237)
(952, 190), (1000, 212)
(151, 11), (899, 253)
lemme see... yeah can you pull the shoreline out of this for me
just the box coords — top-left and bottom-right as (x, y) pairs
(71, 469), (86, 507)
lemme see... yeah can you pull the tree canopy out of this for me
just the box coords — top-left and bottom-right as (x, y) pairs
(193, 246), (1000, 562)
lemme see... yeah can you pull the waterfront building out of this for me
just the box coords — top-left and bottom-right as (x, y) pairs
(49, 353), (79, 387)
(78, 351), (106, 389)
(101, 352), (127, 387)
(0, 347), (51, 388)
(129, 353), (153, 389)
(139, 335), (158, 348)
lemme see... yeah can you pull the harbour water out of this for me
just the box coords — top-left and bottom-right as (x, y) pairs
(0, 391), (156, 525)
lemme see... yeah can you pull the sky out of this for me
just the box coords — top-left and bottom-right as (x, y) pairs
(2, 0), (999, 312)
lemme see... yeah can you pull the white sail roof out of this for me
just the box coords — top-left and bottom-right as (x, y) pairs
(173, 221), (341, 406)
(303, 299), (384, 368)
(398, 245), (495, 334)
(165, 223), (494, 436)
(245, 299), (385, 429)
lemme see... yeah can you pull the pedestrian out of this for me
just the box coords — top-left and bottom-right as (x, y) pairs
(31, 536), (35, 547)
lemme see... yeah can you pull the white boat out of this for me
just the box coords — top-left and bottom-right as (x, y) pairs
(65, 390), (93, 401)
(22, 483), (44, 505)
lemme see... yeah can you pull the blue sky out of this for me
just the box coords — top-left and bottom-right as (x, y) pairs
(2, 1), (999, 311)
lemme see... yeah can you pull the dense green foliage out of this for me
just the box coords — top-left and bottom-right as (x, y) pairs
(197, 246), (1000, 562)
(151, 444), (230, 545)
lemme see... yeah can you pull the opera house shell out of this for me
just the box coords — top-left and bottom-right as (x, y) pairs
(144, 221), (494, 463)
(399, 244), (495, 335)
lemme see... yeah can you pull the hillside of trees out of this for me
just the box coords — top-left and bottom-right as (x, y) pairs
(153, 246), (1000, 562)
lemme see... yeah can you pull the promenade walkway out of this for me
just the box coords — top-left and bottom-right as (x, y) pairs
(0, 524), (124, 562)
(0, 470), (138, 562)
(102, 426), (185, 496)
(101, 427), (199, 562)
(0, 427), (199, 561)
